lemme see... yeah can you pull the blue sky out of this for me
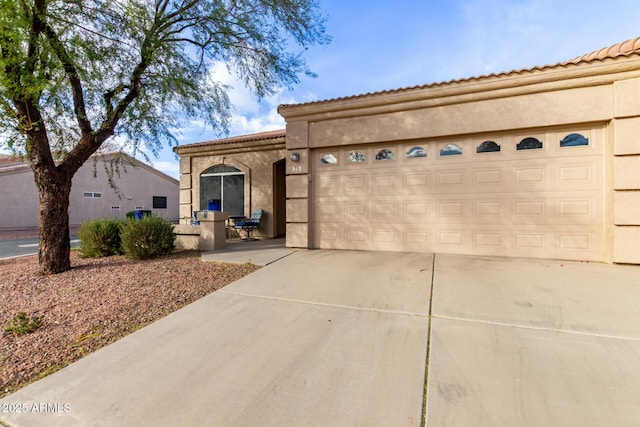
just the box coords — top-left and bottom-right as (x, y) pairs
(100, 1), (640, 177)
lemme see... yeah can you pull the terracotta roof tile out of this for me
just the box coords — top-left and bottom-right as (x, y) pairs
(568, 35), (640, 63)
(175, 129), (286, 150)
(280, 35), (640, 109)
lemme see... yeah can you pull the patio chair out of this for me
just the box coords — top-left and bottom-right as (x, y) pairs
(235, 209), (264, 240)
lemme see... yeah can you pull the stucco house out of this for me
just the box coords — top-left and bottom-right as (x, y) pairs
(175, 36), (640, 264)
(0, 152), (179, 229)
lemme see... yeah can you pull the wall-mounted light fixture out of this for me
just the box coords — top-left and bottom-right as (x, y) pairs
(290, 152), (301, 162)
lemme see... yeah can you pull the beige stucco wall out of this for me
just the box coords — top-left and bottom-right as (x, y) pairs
(0, 155), (179, 229)
(280, 57), (640, 263)
(68, 156), (179, 225)
(0, 168), (40, 228)
(612, 77), (640, 263)
(175, 137), (286, 239)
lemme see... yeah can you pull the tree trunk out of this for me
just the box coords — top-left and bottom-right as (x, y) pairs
(34, 169), (72, 275)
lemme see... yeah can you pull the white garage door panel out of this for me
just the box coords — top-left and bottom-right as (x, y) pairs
(316, 192), (602, 225)
(312, 128), (606, 261)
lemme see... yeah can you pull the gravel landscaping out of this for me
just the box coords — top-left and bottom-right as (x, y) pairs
(0, 249), (261, 398)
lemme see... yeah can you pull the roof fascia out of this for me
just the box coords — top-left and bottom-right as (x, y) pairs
(175, 135), (286, 157)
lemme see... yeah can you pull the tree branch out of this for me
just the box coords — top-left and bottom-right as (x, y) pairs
(41, 22), (92, 135)
(25, 0), (45, 72)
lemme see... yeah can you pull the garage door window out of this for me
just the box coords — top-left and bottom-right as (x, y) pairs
(347, 151), (366, 163)
(406, 146), (427, 158)
(560, 133), (589, 147)
(375, 149), (395, 160)
(321, 154), (338, 164)
(477, 141), (501, 153)
(517, 137), (543, 150)
(440, 144), (462, 156)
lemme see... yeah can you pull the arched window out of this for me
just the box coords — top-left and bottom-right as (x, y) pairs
(375, 149), (395, 160)
(320, 154), (337, 164)
(476, 141), (501, 153)
(200, 165), (244, 216)
(406, 146), (427, 158)
(560, 133), (589, 147)
(440, 144), (462, 156)
(346, 151), (366, 163)
(517, 137), (543, 150)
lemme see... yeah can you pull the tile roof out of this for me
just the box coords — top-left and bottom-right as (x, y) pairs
(174, 129), (286, 150)
(567, 35), (640, 63)
(279, 35), (640, 109)
(0, 152), (178, 183)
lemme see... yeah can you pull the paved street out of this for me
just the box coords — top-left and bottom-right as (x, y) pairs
(0, 236), (80, 260)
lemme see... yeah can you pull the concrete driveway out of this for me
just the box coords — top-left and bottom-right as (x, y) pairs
(1, 247), (639, 426)
(428, 254), (640, 426)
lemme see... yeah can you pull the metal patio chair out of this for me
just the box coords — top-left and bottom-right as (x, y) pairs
(234, 209), (264, 240)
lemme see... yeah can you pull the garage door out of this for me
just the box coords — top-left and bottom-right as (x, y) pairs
(312, 127), (606, 261)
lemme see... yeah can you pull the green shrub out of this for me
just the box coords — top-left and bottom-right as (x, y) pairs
(126, 211), (135, 220)
(77, 218), (124, 258)
(120, 216), (176, 260)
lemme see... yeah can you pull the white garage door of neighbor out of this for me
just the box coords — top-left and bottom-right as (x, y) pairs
(312, 127), (606, 261)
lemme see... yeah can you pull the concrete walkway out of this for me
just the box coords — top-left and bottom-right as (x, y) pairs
(201, 237), (294, 266)
(1, 245), (639, 426)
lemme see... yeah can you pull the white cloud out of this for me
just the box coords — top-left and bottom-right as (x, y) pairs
(148, 62), (297, 179)
(230, 104), (285, 135)
(210, 62), (261, 117)
(151, 161), (180, 179)
(208, 62), (290, 136)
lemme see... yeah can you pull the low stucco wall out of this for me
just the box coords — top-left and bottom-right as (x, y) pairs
(173, 211), (228, 251)
(174, 224), (200, 251)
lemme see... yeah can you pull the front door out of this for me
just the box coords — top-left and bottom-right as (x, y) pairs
(273, 159), (286, 237)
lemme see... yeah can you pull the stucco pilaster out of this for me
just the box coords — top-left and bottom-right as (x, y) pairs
(179, 157), (191, 174)
(179, 174), (191, 189)
(179, 204), (193, 221)
(285, 121), (309, 149)
(613, 156), (640, 189)
(614, 191), (640, 225)
(614, 77), (640, 119)
(285, 121), (311, 248)
(286, 199), (309, 223)
(178, 157), (194, 224)
(286, 223), (310, 248)
(611, 84), (640, 261)
(614, 226), (640, 264)
(613, 117), (640, 155)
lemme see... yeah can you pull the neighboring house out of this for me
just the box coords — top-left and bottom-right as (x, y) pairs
(176, 36), (640, 264)
(0, 152), (179, 229)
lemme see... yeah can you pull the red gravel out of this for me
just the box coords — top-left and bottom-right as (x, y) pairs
(0, 251), (260, 397)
